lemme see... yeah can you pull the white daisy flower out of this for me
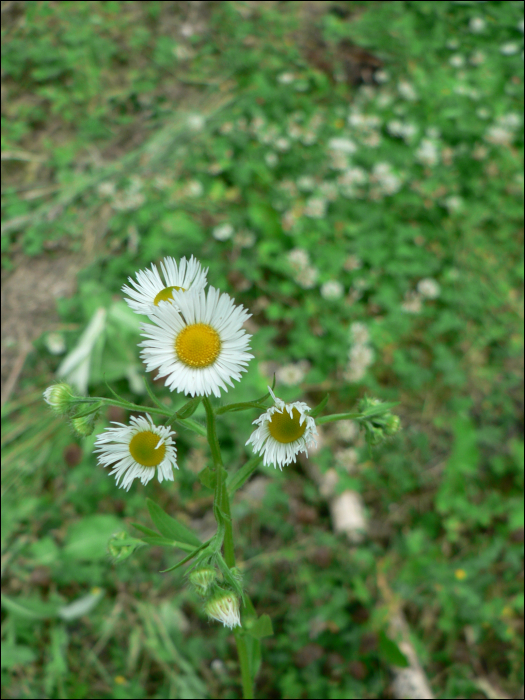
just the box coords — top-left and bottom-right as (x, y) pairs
(122, 256), (208, 316)
(246, 387), (318, 468)
(139, 287), (253, 397)
(94, 414), (177, 491)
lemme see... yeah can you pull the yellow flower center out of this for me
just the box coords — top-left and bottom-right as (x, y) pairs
(129, 430), (166, 467)
(153, 285), (185, 305)
(175, 323), (221, 368)
(267, 408), (307, 444)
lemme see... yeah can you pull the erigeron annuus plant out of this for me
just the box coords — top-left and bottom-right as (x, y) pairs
(44, 255), (400, 700)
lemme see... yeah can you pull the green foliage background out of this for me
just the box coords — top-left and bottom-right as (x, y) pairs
(2, 1), (523, 698)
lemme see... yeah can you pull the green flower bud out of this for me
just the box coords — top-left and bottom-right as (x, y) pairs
(71, 411), (99, 437)
(43, 383), (78, 416)
(108, 531), (136, 562)
(189, 567), (217, 597)
(385, 414), (401, 436)
(204, 589), (241, 629)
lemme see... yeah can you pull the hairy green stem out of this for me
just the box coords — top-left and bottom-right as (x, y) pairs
(202, 397), (255, 700)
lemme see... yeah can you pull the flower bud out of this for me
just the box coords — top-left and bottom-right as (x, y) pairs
(189, 567), (217, 597)
(385, 414), (401, 436)
(204, 589), (241, 629)
(43, 383), (78, 416)
(71, 410), (99, 437)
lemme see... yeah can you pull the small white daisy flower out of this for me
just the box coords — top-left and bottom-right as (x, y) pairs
(94, 414), (177, 491)
(122, 256), (208, 316)
(140, 287), (253, 397)
(246, 388), (318, 468)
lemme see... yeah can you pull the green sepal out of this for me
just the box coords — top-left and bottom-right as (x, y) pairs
(309, 393), (330, 418)
(198, 466), (217, 490)
(146, 499), (202, 547)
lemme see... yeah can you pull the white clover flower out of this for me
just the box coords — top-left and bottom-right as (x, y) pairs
(277, 71), (295, 84)
(319, 181), (339, 201)
(287, 248), (310, 270)
(122, 256), (208, 316)
(485, 125), (514, 146)
(348, 343), (375, 367)
(449, 54), (465, 68)
(444, 195), (463, 212)
(233, 229), (256, 248)
(276, 361), (309, 387)
(446, 38), (460, 50)
(416, 139), (440, 167)
(401, 290), (423, 314)
(349, 321), (370, 345)
(328, 137), (357, 154)
(205, 590), (241, 629)
(304, 197), (327, 219)
(343, 254), (363, 272)
(500, 42), (519, 56)
(374, 70), (390, 83)
(470, 50), (486, 66)
(518, 18), (524, 33)
(469, 16), (486, 33)
(397, 81), (418, 101)
(321, 280), (344, 300)
(212, 223), (234, 241)
(140, 287), (253, 397)
(94, 414), (177, 491)
(246, 387), (318, 468)
(372, 162), (402, 195)
(297, 175), (316, 192)
(275, 137), (290, 152)
(498, 113), (521, 129)
(295, 266), (319, 289)
(186, 180), (204, 197)
(476, 107), (490, 120)
(417, 278), (441, 299)
(187, 113), (205, 131)
(265, 152), (278, 167)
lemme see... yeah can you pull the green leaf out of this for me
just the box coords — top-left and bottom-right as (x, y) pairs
(63, 514), (122, 561)
(176, 396), (201, 419)
(160, 540), (210, 573)
(1, 643), (37, 669)
(227, 456), (262, 496)
(1, 594), (60, 620)
(378, 631), (409, 668)
(246, 614), (274, 640)
(198, 466), (217, 490)
(310, 393), (330, 418)
(146, 499), (202, 547)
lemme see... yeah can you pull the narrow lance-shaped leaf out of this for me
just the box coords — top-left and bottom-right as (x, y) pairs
(146, 499), (202, 547)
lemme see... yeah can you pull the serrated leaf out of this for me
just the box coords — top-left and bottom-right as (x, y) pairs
(378, 631), (409, 668)
(146, 499), (201, 547)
